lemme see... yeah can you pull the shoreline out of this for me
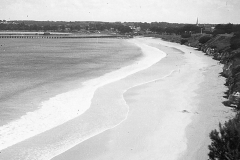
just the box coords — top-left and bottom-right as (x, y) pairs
(0, 37), (232, 159)
(0, 38), (166, 159)
(52, 37), (209, 160)
(53, 37), (233, 160)
(0, 38), (144, 151)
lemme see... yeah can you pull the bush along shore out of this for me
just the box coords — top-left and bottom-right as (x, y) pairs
(148, 28), (240, 159)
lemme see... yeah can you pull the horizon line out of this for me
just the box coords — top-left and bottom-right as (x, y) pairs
(1, 19), (237, 25)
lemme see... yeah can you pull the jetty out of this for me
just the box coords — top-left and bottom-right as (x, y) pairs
(0, 35), (129, 39)
(0, 33), (129, 39)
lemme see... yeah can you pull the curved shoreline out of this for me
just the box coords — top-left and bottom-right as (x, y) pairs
(0, 38), (167, 159)
(1, 50), (140, 151)
(51, 38), (190, 160)
(52, 37), (231, 160)
(1, 37), (224, 160)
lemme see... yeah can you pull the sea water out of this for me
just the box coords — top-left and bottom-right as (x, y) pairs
(0, 38), (142, 150)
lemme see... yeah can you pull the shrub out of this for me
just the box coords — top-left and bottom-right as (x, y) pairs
(230, 33), (240, 50)
(208, 113), (240, 160)
(181, 33), (191, 38)
(214, 24), (234, 34)
(199, 36), (212, 44)
(212, 29), (225, 36)
(233, 25), (240, 33)
(210, 45), (217, 49)
(180, 39), (188, 45)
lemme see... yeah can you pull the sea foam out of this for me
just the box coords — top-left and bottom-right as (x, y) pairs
(0, 38), (166, 152)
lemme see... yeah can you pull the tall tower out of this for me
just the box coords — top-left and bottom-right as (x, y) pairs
(196, 17), (199, 26)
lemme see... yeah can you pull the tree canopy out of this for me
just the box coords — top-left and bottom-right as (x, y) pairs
(208, 113), (240, 160)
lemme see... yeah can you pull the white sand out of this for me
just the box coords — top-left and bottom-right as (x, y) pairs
(51, 37), (233, 160)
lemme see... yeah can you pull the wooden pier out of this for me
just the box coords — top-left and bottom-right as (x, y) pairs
(0, 35), (127, 39)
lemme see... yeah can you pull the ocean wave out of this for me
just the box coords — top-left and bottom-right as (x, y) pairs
(0, 38), (166, 154)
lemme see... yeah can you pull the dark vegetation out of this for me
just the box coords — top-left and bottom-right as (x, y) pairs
(209, 114), (240, 160)
(230, 33), (240, 50)
(149, 24), (202, 35)
(199, 35), (212, 44)
(181, 33), (191, 38)
(180, 39), (188, 45)
(213, 23), (240, 36)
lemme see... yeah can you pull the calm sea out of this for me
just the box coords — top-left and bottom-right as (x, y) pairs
(0, 38), (142, 150)
(0, 38), (141, 124)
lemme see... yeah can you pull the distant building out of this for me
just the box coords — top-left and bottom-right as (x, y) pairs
(203, 24), (215, 33)
(146, 29), (152, 34)
(135, 27), (141, 32)
(195, 18), (215, 33)
(129, 26), (135, 30)
(65, 28), (71, 32)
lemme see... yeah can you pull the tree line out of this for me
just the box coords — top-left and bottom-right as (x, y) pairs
(213, 23), (240, 35)
(0, 21), (192, 34)
(1, 21), (240, 35)
(0, 21), (133, 34)
(0, 22), (202, 34)
(149, 24), (202, 35)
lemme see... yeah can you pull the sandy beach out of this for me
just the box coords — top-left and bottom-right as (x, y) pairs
(0, 37), (233, 160)
(50, 37), (233, 160)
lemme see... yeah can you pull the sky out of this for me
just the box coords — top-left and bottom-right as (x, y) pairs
(0, 0), (240, 24)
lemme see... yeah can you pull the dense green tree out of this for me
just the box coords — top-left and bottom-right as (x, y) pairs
(178, 24), (201, 34)
(59, 25), (65, 31)
(180, 39), (188, 44)
(73, 25), (82, 30)
(29, 24), (40, 31)
(230, 33), (240, 50)
(181, 33), (191, 38)
(17, 22), (28, 30)
(199, 35), (212, 44)
(215, 23), (234, 34)
(208, 113), (240, 160)
(165, 27), (178, 34)
(149, 26), (164, 33)
(117, 25), (132, 34)
(212, 29), (226, 35)
(233, 25), (240, 33)
(224, 23), (234, 34)
(43, 25), (51, 31)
